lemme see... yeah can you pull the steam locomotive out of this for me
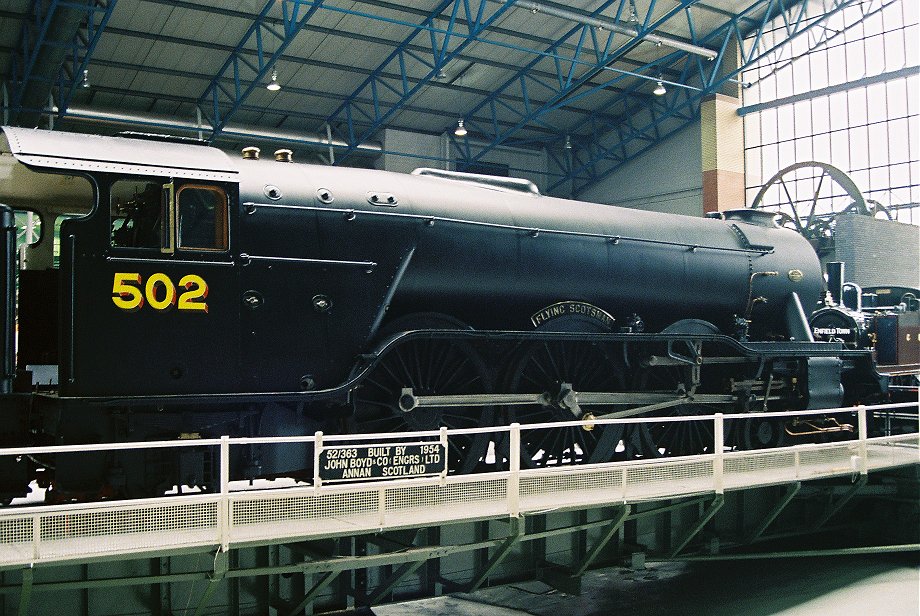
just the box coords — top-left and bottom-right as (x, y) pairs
(0, 127), (894, 502)
(810, 266), (919, 367)
(809, 266), (919, 401)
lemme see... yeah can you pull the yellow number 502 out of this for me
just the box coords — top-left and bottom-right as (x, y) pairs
(112, 272), (209, 313)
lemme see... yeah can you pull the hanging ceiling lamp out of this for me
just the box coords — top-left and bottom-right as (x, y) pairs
(454, 118), (467, 137)
(266, 68), (281, 91)
(653, 78), (666, 96)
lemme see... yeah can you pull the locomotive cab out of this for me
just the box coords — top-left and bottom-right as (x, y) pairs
(0, 128), (242, 397)
(0, 134), (94, 392)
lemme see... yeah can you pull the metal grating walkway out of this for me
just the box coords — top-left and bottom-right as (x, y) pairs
(0, 404), (917, 570)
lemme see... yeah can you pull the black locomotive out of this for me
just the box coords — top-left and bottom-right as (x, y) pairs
(809, 263), (919, 401)
(809, 263), (919, 365)
(0, 128), (894, 502)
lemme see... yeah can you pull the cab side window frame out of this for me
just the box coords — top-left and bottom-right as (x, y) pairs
(173, 184), (229, 252)
(109, 177), (230, 254)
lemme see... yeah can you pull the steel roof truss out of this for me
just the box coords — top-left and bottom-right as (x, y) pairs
(9, 0), (116, 123)
(325, 0), (517, 164)
(62, 2), (629, 137)
(55, 1), (117, 116)
(10, 0), (58, 110)
(685, 3), (700, 42)
(462, 0), (627, 148)
(556, 0), (880, 195)
(199, 0), (326, 139)
(589, 21), (617, 65)
(457, 0), (702, 171)
(76, 56), (562, 140)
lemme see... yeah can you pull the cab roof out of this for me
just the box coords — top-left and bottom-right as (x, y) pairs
(2, 127), (238, 182)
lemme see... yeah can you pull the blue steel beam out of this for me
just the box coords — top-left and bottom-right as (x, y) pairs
(9, 0), (115, 125)
(87, 18), (629, 131)
(63, 54), (574, 145)
(9, 0), (61, 116)
(198, 0), (325, 139)
(551, 0), (890, 195)
(55, 0), (118, 116)
(325, 0), (519, 164)
(313, 0), (702, 158)
(118, 1), (641, 144)
(137, 0), (667, 77)
(457, 0), (706, 171)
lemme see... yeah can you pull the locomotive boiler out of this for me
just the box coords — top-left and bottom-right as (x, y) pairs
(0, 127), (886, 502)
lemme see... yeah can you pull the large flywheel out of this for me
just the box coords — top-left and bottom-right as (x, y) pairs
(750, 161), (891, 254)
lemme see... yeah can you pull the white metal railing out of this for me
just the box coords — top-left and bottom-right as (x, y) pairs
(0, 402), (916, 568)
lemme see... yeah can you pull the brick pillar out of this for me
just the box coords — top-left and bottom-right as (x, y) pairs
(701, 93), (745, 214)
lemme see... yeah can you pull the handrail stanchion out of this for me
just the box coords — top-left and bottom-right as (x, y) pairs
(219, 435), (230, 551)
(439, 426), (448, 486)
(857, 405), (868, 475)
(32, 514), (40, 561)
(714, 413), (724, 494)
(508, 423), (520, 517)
(313, 431), (323, 491)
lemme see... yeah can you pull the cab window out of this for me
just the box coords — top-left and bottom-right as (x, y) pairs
(110, 179), (229, 252)
(177, 185), (228, 251)
(110, 179), (163, 249)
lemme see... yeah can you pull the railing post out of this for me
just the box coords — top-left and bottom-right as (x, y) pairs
(313, 431), (323, 490)
(32, 514), (40, 561)
(713, 413), (724, 494)
(857, 405), (868, 476)
(439, 426), (448, 486)
(508, 423), (520, 517)
(219, 435), (230, 552)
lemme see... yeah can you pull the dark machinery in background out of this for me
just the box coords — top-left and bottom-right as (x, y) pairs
(750, 161), (919, 400)
(810, 261), (919, 401)
(810, 262), (919, 364)
(0, 129), (899, 504)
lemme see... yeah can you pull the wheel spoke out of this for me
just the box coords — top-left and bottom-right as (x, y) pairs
(353, 330), (493, 474)
(409, 343), (426, 390)
(507, 340), (624, 467)
(378, 352), (407, 388)
(363, 375), (395, 396)
(436, 357), (474, 391)
(806, 170), (827, 231)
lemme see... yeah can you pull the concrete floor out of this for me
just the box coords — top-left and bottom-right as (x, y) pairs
(367, 554), (919, 616)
